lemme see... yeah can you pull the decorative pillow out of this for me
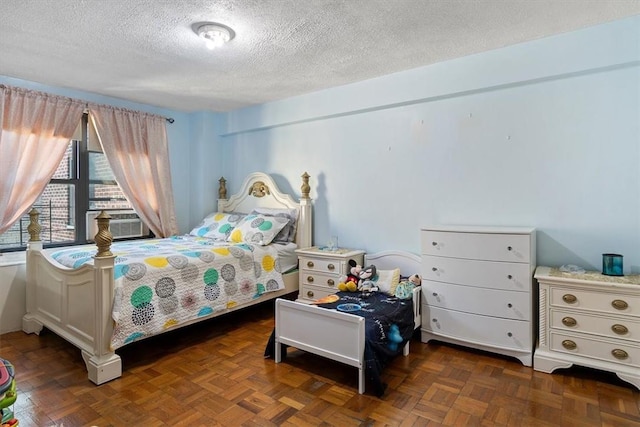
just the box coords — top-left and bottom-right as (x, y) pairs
(374, 268), (400, 295)
(189, 212), (245, 241)
(227, 213), (289, 245)
(394, 280), (416, 299)
(250, 207), (298, 243)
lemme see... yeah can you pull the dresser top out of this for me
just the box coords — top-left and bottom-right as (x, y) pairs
(422, 225), (535, 234)
(295, 246), (365, 258)
(535, 266), (640, 287)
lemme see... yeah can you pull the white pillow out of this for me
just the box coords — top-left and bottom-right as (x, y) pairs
(189, 212), (245, 241)
(250, 207), (298, 243)
(227, 213), (289, 245)
(374, 268), (401, 295)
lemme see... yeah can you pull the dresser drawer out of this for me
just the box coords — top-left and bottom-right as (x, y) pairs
(299, 284), (337, 301)
(549, 332), (640, 368)
(421, 230), (530, 263)
(550, 309), (640, 343)
(299, 256), (343, 275)
(422, 255), (531, 291)
(300, 271), (340, 290)
(422, 306), (531, 351)
(550, 287), (640, 318)
(423, 281), (530, 320)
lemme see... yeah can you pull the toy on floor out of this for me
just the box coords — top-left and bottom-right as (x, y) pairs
(0, 359), (17, 427)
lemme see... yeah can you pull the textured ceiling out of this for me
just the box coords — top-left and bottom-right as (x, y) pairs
(1, 0), (638, 112)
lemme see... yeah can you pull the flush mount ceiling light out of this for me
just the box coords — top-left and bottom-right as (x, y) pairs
(193, 22), (235, 50)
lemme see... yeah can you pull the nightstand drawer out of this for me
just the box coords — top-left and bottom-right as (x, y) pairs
(421, 230), (531, 263)
(299, 256), (343, 275)
(299, 284), (337, 301)
(300, 271), (340, 289)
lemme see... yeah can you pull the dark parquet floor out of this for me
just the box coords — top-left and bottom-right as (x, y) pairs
(1, 297), (639, 426)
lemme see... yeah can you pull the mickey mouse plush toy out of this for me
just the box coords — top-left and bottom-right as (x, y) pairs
(338, 259), (362, 292)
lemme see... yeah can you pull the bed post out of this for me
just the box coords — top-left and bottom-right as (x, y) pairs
(82, 210), (122, 385)
(22, 208), (44, 334)
(298, 172), (312, 249)
(217, 177), (227, 211)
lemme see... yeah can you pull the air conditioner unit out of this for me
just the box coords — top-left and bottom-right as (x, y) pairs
(86, 210), (149, 242)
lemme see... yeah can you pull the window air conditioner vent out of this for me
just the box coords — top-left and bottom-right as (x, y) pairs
(86, 210), (148, 241)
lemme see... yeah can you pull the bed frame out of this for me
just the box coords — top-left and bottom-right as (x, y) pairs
(22, 171), (312, 385)
(274, 250), (421, 394)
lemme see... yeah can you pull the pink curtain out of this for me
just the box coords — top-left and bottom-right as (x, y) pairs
(88, 105), (178, 237)
(0, 85), (85, 235)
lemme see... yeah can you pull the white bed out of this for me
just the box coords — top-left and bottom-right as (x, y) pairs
(274, 250), (421, 395)
(22, 171), (312, 385)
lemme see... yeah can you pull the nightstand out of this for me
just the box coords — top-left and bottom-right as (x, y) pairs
(295, 247), (365, 302)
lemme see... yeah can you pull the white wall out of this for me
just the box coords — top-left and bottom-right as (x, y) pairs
(218, 16), (640, 274)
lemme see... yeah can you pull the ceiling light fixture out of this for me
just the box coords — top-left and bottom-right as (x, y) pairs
(193, 22), (235, 50)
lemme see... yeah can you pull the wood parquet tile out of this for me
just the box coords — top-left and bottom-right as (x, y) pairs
(1, 299), (639, 427)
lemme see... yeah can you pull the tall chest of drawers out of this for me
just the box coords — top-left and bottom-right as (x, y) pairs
(420, 226), (536, 366)
(534, 266), (640, 390)
(295, 247), (365, 303)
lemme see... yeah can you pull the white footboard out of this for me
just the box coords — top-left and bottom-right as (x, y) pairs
(23, 241), (121, 385)
(274, 298), (367, 393)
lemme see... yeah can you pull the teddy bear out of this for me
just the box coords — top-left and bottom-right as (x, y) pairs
(394, 274), (422, 299)
(338, 259), (362, 292)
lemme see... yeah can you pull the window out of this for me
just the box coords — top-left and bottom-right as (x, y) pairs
(0, 114), (135, 250)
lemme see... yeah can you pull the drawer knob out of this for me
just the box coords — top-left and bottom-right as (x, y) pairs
(611, 324), (628, 335)
(562, 340), (577, 350)
(432, 241), (438, 246)
(507, 246), (512, 251)
(562, 317), (577, 327)
(307, 276), (314, 283)
(306, 290), (314, 298)
(306, 261), (314, 268)
(327, 263), (335, 271)
(507, 274), (513, 280)
(432, 292), (438, 297)
(432, 267), (438, 272)
(507, 332), (512, 337)
(611, 349), (628, 360)
(562, 294), (577, 304)
(327, 279), (335, 287)
(611, 299), (628, 310)
(507, 303), (513, 308)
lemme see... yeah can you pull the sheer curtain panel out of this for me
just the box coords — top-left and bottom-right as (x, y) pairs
(0, 85), (84, 235)
(88, 105), (178, 237)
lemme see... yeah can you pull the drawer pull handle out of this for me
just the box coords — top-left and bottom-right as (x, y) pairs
(562, 317), (577, 327)
(432, 292), (438, 297)
(306, 291), (314, 298)
(432, 241), (438, 246)
(507, 332), (512, 337)
(611, 324), (628, 335)
(611, 299), (628, 310)
(432, 267), (438, 272)
(507, 246), (513, 251)
(507, 274), (513, 280)
(507, 303), (513, 308)
(562, 294), (577, 304)
(562, 340), (577, 350)
(327, 279), (335, 287)
(306, 261), (314, 268)
(611, 349), (628, 360)
(307, 276), (314, 283)
(432, 318), (437, 322)
(327, 263), (335, 271)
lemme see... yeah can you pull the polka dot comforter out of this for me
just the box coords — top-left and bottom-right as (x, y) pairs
(50, 235), (285, 350)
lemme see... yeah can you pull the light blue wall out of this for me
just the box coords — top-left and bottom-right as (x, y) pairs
(217, 16), (640, 273)
(0, 76), (202, 234)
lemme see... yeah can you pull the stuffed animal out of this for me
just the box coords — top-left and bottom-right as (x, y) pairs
(394, 274), (422, 299)
(358, 264), (378, 295)
(408, 274), (421, 286)
(338, 259), (362, 292)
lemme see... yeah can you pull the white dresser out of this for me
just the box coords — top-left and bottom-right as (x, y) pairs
(534, 266), (640, 390)
(295, 247), (365, 303)
(420, 226), (536, 366)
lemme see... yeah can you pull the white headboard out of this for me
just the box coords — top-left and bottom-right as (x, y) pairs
(217, 172), (313, 248)
(365, 250), (421, 277)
